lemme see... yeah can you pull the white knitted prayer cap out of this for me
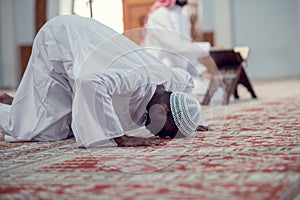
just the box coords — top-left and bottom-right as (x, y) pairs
(170, 92), (202, 137)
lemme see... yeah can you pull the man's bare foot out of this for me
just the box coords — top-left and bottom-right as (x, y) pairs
(0, 92), (13, 105)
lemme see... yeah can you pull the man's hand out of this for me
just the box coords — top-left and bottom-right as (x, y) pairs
(114, 135), (166, 147)
(0, 92), (13, 105)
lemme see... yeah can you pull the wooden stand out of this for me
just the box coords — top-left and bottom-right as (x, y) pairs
(202, 50), (257, 105)
(234, 67), (257, 99)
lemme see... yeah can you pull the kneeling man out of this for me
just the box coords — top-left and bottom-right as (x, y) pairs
(0, 15), (208, 147)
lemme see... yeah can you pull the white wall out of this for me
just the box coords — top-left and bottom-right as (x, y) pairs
(212, 0), (233, 48)
(0, 0), (20, 88)
(232, 0), (300, 79)
(14, 0), (35, 45)
(201, 0), (213, 32)
(202, 0), (300, 79)
(59, 0), (73, 15)
(47, 0), (60, 20)
(0, 0), (64, 89)
(203, 0), (234, 48)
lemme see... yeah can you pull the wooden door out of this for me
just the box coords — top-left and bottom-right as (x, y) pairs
(122, 0), (156, 44)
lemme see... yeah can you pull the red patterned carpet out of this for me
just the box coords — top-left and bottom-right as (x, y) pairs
(1, 91), (300, 199)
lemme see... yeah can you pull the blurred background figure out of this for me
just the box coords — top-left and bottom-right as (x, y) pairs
(141, 0), (220, 102)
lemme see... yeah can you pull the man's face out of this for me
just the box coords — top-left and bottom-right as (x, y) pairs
(145, 104), (179, 138)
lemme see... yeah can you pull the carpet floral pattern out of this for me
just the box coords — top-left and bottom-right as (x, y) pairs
(1, 94), (300, 199)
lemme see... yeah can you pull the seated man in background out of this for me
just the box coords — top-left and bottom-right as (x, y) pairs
(142, 0), (221, 102)
(0, 15), (208, 148)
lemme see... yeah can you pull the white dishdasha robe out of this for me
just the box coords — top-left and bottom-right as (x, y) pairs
(0, 15), (194, 147)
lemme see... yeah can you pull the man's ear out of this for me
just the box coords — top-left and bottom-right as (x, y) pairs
(147, 104), (168, 134)
(161, 103), (171, 114)
(149, 104), (168, 119)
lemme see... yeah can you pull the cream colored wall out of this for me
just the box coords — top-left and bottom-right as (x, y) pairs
(232, 0), (300, 79)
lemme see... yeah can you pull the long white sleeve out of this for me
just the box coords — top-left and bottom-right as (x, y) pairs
(72, 73), (124, 148)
